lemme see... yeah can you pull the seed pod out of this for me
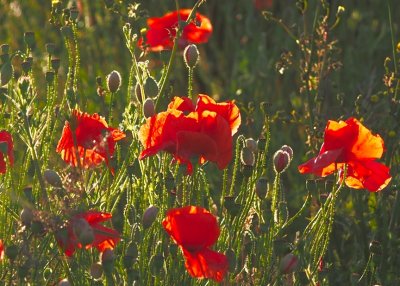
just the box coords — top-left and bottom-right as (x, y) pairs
(90, 262), (103, 280)
(107, 70), (121, 93)
(51, 58), (61, 73)
(44, 169), (63, 188)
(183, 44), (199, 69)
(144, 77), (159, 98)
(142, 205), (159, 229)
(69, 7), (79, 21)
(369, 240), (382, 255)
(143, 98), (155, 118)
(21, 61), (32, 74)
(45, 71), (55, 84)
(280, 253), (299, 274)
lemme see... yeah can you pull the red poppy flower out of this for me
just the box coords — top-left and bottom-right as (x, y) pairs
(139, 94), (241, 173)
(55, 211), (120, 257)
(162, 206), (228, 282)
(56, 110), (125, 170)
(298, 118), (391, 192)
(0, 130), (14, 174)
(139, 9), (213, 52)
(0, 240), (4, 260)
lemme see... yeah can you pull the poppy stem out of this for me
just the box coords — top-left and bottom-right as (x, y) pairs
(188, 67), (194, 100)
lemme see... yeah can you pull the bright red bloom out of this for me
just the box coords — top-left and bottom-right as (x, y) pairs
(56, 110), (125, 170)
(0, 130), (14, 174)
(139, 9), (213, 52)
(298, 118), (391, 192)
(55, 211), (120, 257)
(139, 94), (241, 173)
(162, 206), (228, 282)
(0, 240), (4, 260)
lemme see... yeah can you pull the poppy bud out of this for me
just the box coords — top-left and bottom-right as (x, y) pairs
(5, 244), (18, 260)
(280, 145), (293, 160)
(143, 98), (155, 118)
(224, 196), (241, 216)
(73, 218), (94, 247)
(245, 138), (258, 153)
(369, 240), (382, 255)
(255, 177), (268, 199)
(44, 169), (63, 188)
(0, 44), (9, 54)
(0, 60), (13, 86)
(51, 58), (61, 73)
(107, 70), (121, 93)
(20, 207), (33, 226)
(149, 254), (164, 276)
(58, 279), (71, 286)
(241, 147), (255, 166)
(45, 71), (55, 84)
(69, 7), (79, 21)
(144, 76), (159, 98)
(0, 53), (9, 65)
(45, 43), (55, 55)
(101, 249), (115, 273)
(183, 44), (200, 69)
(90, 262), (103, 280)
(279, 253), (299, 274)
(273, 150), (290, 173)
(142, 205), (159, 229)
(24, 31), (35, 49)
(225, 248), (236, 272)
(135, 83), (143, 103)
(123, 242), (139, 269)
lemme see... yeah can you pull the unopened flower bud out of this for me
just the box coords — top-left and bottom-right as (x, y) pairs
(44, 169), (63, 188)
(245, 138), (258, 153)
(280, 253), (299, 274)
(45, 43), (55, 55)
(280, 145), (293, 160)
(107, 70), (121, 93)
(5, 244), (18, 260)
(101, 249), (115, 273)
(273, 150), (290, 173)
(0, 44), (9, 54)
(143, 98), (155, 118)
(144, 77), (159, 98)
(183, 44), (199, 69)
(149, 254), (164, 276)
(142, 205), (159, 229)
(69, 7), (79, 21)
(90, 262), (103, 280)
(241, 147), (255, 166)
(45, 71), (55, 84)
(24, 31), (35, 49)
(255, 177), (268, 199)
(51, 58), (61, 73)
(20, 207), (33, 226)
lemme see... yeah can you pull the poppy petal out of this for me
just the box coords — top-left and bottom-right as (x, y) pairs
(182, 248), (228, 282)
(345, 160), (392, 192)
(162, 206), (220, 250)
(298, 148), (344, 177)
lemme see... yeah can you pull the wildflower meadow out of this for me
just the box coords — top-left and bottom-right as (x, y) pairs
(0, 0), (399, 285)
